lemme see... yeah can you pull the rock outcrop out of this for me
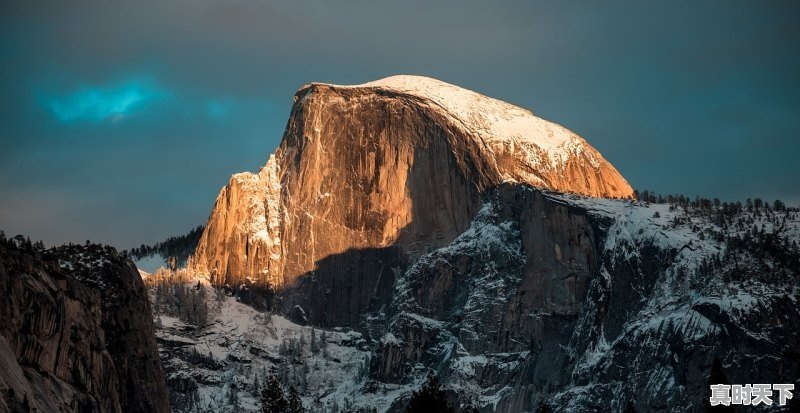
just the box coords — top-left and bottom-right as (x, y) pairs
(0, 238), (170, 413)
(192, 75), (633, 313)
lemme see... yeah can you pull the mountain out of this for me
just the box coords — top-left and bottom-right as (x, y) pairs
(0, 236), (170, 413)
(166, 76), (800, 412)
(192, 75), (634, 314)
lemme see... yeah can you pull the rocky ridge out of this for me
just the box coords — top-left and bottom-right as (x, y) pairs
(0, 237), (170, 413)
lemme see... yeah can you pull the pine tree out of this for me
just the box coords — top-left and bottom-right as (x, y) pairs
(261, 376), (288, 413)
(153, 283), (163, 315)
(310, 328), (318, 353)
(300, 362), (309, 392)
(252, 371), (261, 397)
(535, 400), (552, 413)
(320, 330), (328, 357)
(299, 333), (306, 355)
(405, 373), (454, 413)
(706, 358), (734, 412)
(786, 392), (800, 412)
(287, 386), (304, 413)
(463, 405), (480, 413)
(227, 384), (241, 413)
(278, 359), (289, 384)
(361, 355), (371, 378)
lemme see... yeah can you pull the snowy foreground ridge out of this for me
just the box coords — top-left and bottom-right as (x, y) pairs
(154, 286), (378, 412)
(143, 190), (800, 412)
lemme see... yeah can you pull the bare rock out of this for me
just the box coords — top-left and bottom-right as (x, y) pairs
(0, 240), (170, 413)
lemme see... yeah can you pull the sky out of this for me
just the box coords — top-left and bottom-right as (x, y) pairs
(1, 0), (799, 249)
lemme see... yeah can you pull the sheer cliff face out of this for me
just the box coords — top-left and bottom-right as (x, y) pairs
(193, 75), (633, 296)
(0, 242), (170, 413)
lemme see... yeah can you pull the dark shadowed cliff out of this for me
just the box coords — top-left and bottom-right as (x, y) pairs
(0, 236), (170, 413)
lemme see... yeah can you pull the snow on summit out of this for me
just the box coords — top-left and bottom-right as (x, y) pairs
(313, 75), (595, 169)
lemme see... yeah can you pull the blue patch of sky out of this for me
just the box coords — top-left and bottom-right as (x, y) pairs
(40, 77), (170, 123)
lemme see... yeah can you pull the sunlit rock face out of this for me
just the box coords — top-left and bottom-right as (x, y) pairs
(0, 241), (170, 413)
(192, 75), (633, 324)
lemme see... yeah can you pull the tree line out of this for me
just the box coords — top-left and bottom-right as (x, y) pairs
(147, 268), (210, 327)
(634, 189), (796, 214)
(125, 225), (205, 265)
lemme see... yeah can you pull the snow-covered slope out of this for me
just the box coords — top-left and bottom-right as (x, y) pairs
(150, 275), (418, 413)
(159, 188), (800, 412)
(545, 194), (800, 411)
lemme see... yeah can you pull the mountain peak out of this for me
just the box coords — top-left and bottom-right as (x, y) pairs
(307, 74), (577, 151)
(302, 75), (633, 195)
(309, 76), (576, 142)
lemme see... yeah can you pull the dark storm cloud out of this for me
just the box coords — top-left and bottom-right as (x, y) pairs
(1, 0), (799, 248)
